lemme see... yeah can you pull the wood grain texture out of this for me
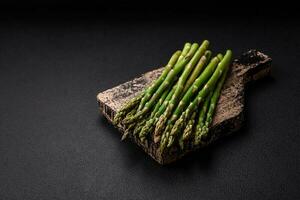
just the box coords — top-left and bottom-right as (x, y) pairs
(97, 50), (272, 164)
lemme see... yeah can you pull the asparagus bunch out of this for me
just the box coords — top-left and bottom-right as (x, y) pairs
(157, 55), (222, 150)
(113, 41), (232, 152)
(154, 41), (210, 139)
(160, 50), (232, 151)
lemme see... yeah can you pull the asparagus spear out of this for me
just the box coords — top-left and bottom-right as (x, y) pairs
(123, 43), (199, 125)
(194, 91), (213, 145)
(150, 86), (170, 118)
(136, 43), (190, 114)
(137, 50), (182, 112)
(164, 50), (233, 149)
(145, 45), (191, 121)
(179, 111), (197, 150)
(177, 43), (192, 63)
(182, 50), (212, 93)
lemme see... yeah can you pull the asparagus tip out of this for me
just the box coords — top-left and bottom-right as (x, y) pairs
(121, 132), (129, 141)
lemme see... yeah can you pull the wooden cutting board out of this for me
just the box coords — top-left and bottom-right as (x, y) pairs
(97, 50), (272, 164)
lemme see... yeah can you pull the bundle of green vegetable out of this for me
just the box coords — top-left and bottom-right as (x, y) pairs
(113, 41), (232, 152)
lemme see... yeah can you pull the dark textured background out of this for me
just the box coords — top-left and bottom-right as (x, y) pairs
(0, 3), (299, 200)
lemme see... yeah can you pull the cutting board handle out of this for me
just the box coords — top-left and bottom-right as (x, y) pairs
(234, 49), (272, 83)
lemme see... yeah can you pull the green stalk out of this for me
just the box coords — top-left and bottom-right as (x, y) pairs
(177, 43), (192, 63)
(198, 91), (213, 128)
(182, 50), (212, 94)
(137, 43), (191, 112)
(150, 86), (170, 118)
(137, 50), (182, 112)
